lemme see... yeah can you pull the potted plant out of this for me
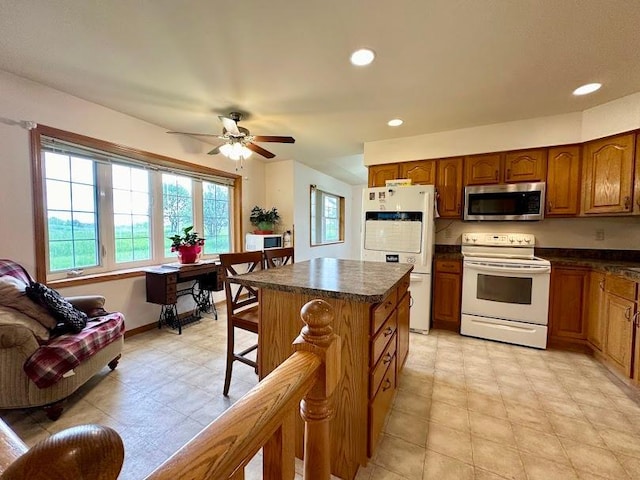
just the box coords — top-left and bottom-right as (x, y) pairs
(168, 226), (205, 264)
(250, 206), (280, 234)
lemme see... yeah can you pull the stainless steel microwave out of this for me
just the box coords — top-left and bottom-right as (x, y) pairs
(464, 182), (545, 221)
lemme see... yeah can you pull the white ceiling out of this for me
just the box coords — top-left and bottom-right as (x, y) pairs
(1, 1), (640, 185)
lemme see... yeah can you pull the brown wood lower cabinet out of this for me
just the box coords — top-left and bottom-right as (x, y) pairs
(548, 266), (589, 344)
(586, 271), (606, 351)
(432, 259), (462, 331)
(603, 275), (637, 376)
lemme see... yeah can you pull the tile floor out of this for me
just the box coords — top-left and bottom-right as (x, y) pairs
(3, 311), (640, 479)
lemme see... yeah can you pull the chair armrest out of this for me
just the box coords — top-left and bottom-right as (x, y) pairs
(65, 295), (106, 313)
(0, 324), (40, 354)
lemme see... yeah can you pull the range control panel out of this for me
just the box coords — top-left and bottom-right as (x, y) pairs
(462, 232), (536, 247)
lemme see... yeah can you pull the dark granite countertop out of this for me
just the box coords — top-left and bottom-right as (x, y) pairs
(228, 257), (413, 302)
(538, 257), (640, 282)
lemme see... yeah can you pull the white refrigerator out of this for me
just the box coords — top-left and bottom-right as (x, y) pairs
(361, 185), (435, 333)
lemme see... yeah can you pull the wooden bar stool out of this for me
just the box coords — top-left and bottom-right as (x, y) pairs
(219, 251), (264, 396)
(263, 247), (295, 268)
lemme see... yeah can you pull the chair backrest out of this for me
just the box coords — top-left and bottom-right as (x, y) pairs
(263, 248), (295, 269)
(219, 251), (264, 315)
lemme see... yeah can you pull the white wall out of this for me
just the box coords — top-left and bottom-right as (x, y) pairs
(264, 160), (295, 234)
(0, 70), (266, 329)
(292, 162), (355, 261)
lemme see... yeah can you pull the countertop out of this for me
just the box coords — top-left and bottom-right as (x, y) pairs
(538, 257), (640, 282)
(228, 257), (413, 302)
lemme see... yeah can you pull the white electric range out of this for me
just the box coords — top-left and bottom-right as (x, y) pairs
(460, 232), (551, 349)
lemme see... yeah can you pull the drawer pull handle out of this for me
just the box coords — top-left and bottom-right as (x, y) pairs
(625, 307), (632, 321)
(382, 378), (392, 392)
(383, 353), (392, 365)
(383, 326), (393, 337)
(624, 196), (631, 210)
(506, 169), (511, 180)
(456, 203), (461, 214)
(599, 279), (605, 291)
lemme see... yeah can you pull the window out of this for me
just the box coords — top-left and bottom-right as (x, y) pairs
(310, 185), (345, 246)
(32, 125), (241, 281)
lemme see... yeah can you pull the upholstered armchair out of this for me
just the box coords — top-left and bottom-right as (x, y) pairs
(0, 259), (125, 420)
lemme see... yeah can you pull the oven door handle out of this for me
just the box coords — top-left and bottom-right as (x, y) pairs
(465, 262), (551, 275)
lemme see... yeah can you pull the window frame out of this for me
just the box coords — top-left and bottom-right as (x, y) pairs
(309, 185), (345, 246)
(30, 125), (243, 283)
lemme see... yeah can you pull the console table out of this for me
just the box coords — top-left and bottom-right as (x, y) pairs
(145, 261), (224, 334)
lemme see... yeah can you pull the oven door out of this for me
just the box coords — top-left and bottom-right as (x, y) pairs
(462, 260), (551, 325)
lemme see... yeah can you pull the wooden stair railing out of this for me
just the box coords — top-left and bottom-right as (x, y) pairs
(0, 299), (341, 480)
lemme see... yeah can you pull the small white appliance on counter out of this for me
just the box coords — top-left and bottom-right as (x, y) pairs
(361, 185), (435, 333)
(245, 233), (283, 251)
(460, 232), (551, 349)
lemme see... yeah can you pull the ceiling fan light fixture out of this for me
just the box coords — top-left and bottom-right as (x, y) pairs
(350, 48), (375, 66)
(388, 118), (403, 127)
(219, 143), (233, 156)
(573, 82), (602, 96)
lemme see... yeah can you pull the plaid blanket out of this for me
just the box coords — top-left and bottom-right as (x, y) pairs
(24, 313), (125, 388)
(0, 259), (32, 284)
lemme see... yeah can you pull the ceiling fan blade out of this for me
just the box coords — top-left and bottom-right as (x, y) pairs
(207, 146), (222, 155)
(252, 135), (295, 144)
(167, 131), (221, 137)
(246, 142), (276, 159)
(218, 116), (241, 136)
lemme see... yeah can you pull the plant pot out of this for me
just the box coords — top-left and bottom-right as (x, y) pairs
(257, 221), (275, 233)
(253, 229), (274, 234)
(177, 245), (201, 264)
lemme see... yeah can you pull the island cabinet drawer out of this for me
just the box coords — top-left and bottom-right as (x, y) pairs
(368, 355), (396, 457)
(369, 333), (397, 398)
(371, 311), (397, 366)
(371, 289), (398, 335)
(606, 275), (637, 300)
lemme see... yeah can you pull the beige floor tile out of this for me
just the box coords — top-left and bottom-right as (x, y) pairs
(505, 403), (554, 434)
(618, 454), (640, 479)
(373, 435), (426, 480)
(469, 410), (515, 445)
(598, 428), (640, 459)
(580, 403), (631, 433)
(369, 465), (408, 480)
(426, 422), (473, 464)
(384, 409), (429, 447)
(466, 392), (507, 419)
(538, 396), (585, 419)
(393, 390), (431, 419)
(511, 423), (571, 465)
(429, 401), (470, 433)
(547, 413), (606, 448)
(520, 451), (579, 480)
(560, 438), (630, 479)
(570, 389), (616, 409)
(474, 468), (514, 480)
(471, 436), (526, 480)
(422, 449), (474, 480)
(431, 384), (467, 408)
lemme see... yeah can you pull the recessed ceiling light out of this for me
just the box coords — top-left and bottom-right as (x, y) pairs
(350, 48), (375, 66)
(573, 83), (602, 96)
(387, 119), (403, 127)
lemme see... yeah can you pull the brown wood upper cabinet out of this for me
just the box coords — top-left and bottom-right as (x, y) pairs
(399, 160), (436, 185)
(436, 157), (464, 218)
(368, 164), (400, 187)
(546, 145), (581, 217)
(465, 153), (502, 185)
(504, 149), (547, 183)
(581, 133), (636, 215)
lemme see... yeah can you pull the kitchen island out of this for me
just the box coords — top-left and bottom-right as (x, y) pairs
(229, 258), (412, 480)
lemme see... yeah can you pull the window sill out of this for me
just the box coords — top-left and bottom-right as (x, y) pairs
(48, 267), (146, 288)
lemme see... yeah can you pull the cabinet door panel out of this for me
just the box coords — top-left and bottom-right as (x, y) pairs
(586, 271), (606, 351)
(465, 153), (502, 185)
(433, 260), (462, 331)
(504, 149), (547, 183)
(436, 157), (464, 218)
(546, 145), (581, 217)
(368, 165), (399, 187)
(396, 291), (410, 371)
(399, 160), (435, 185)
(549, 267), (588, 341)
(604, 294), (634, 375)
(581, 134), (635, 214)
(635, 134), (640, 214)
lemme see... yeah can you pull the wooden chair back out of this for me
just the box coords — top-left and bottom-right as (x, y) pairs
(219, 251), (264, 314)
(264, 247), (295, 268)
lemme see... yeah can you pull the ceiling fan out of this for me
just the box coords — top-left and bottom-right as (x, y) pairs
(167, 112), (295, 159)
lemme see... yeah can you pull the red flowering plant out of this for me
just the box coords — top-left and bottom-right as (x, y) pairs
(168, 226), (205, 252)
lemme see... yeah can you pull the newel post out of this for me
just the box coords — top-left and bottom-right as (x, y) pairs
(293, 300), (341, 480)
